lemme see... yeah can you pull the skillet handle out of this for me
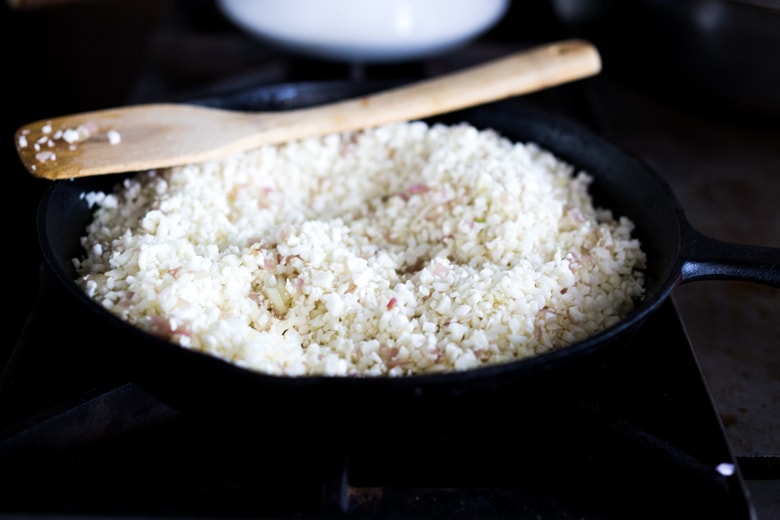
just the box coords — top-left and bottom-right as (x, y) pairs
(679, 226), (780, 288)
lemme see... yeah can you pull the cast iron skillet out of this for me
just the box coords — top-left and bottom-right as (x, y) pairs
(37, 81), (779, 424)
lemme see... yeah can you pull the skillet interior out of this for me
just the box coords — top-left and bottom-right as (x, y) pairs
(37, 81), (687, 419)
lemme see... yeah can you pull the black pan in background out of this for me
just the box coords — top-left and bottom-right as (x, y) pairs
(36, 81), (779, 426)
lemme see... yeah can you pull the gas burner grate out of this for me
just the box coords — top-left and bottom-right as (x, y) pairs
(0, 265), (753, 519)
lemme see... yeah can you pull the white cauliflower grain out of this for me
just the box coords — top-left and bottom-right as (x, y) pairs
(74, 121), (646, 377)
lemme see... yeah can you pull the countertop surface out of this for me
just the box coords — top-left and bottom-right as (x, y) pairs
(590, 77), (779, 459)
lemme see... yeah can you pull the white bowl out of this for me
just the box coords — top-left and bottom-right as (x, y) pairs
(216, 0), (510, 64)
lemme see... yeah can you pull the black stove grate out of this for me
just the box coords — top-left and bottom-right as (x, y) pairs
(0, 264), (753, 519)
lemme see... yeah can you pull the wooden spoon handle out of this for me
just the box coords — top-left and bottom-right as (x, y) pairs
(16, 39), (600, 180)
(251, 39), (601, 143)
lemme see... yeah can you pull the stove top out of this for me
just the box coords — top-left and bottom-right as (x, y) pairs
(0, 264), (753, 519)
(3, 1), (777, 518)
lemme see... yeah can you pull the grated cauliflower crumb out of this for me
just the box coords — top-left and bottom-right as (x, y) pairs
(107, 130), (121, 145)
(74, 121), (646, 377)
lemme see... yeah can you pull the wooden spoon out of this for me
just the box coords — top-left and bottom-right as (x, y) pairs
(15, 39), (600, 180)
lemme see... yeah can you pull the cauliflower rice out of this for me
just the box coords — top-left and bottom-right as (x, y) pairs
(74, 121), (646, 377)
